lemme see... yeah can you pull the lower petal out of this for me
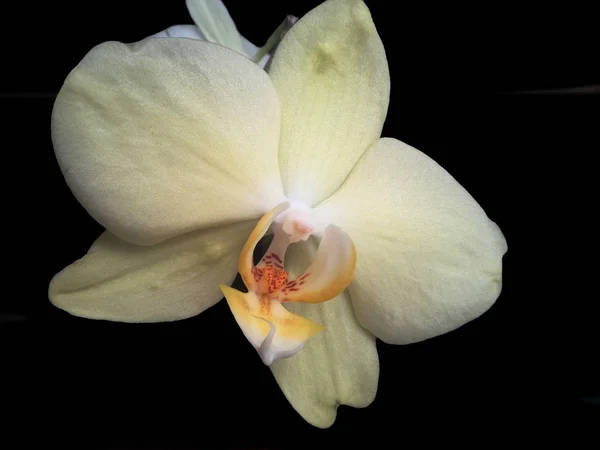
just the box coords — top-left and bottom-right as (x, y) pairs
(316, 137), (508, 344)
(49, 221), (254, 322)
(270, 239), (379, 429)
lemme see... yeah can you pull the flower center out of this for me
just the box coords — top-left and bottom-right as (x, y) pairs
(255, 265), (289, 295)
(219, 201), (357, 365)
(275, 201), (315, 243)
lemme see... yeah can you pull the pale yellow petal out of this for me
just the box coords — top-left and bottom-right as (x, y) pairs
(52, 38), (283, 246)
(316, 138), (508, 344)
(268, 0), (390, 206)
(270, 238), (379, 428)
(49, 221), (254, 322)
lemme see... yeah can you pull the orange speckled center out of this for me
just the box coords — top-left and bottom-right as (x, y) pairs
(258, 265), (289, 294)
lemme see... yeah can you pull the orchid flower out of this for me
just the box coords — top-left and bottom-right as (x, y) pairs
(48, 0), (507, 428)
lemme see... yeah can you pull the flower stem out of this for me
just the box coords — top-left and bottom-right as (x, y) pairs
(252, 15), (298, 64)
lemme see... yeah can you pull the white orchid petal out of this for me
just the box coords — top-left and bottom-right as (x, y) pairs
(185, 0), (246, 55)
(316, 138), (507, 344)
(52, 38), (284, 246)
(270, 239), (379, 429)
(151, 24), (205, 40)
(49, 221), (255, 323)
(268, 0), (390, 206)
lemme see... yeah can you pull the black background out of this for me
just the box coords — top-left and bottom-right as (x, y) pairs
(2, 0), (598, 446)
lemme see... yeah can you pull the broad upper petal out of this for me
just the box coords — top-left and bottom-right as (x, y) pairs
(52, 37), (284, 246)
(268, 0), (390, 206)
(315, 138), (508, 344)
(270, 239), (379, 428)
(49, 221), (255, 322)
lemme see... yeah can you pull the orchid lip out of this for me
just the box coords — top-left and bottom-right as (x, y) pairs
(219, 201), (357, 365)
